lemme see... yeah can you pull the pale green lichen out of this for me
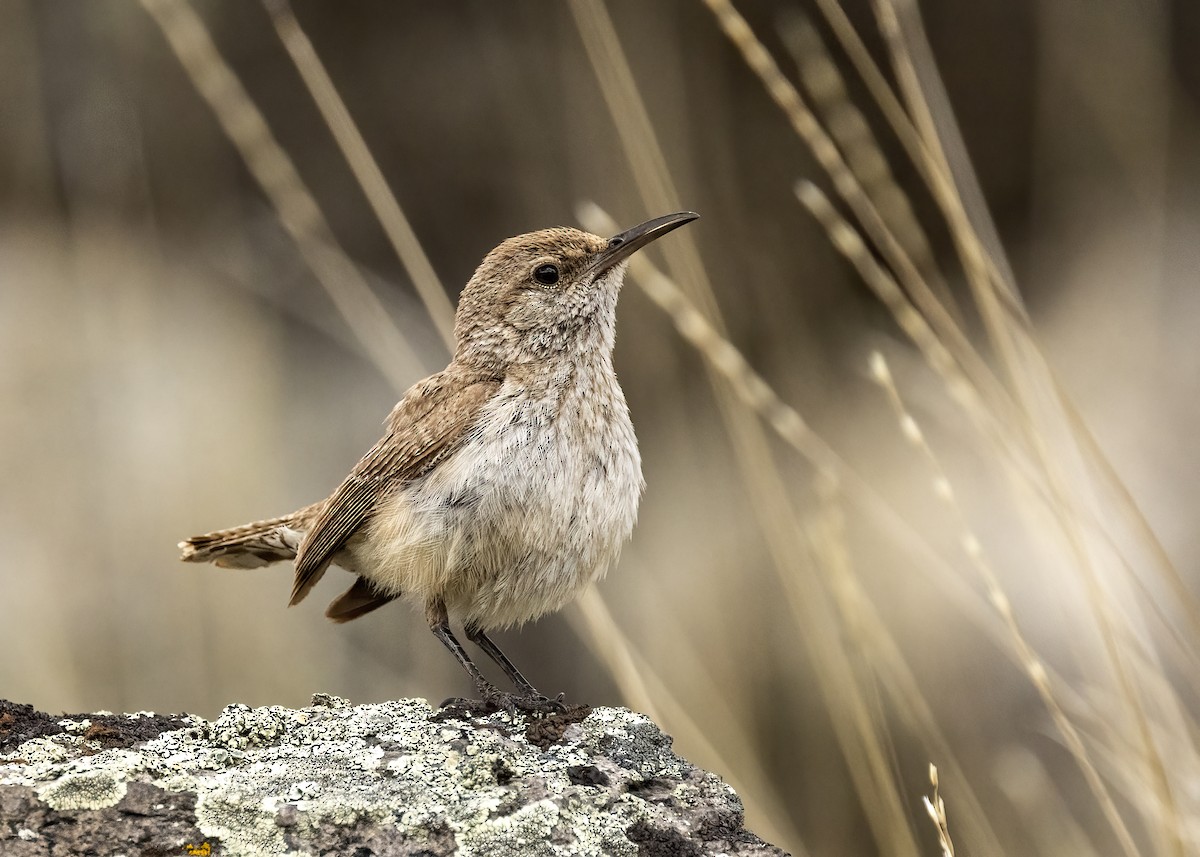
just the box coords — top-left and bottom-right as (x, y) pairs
(38, 769), (127, 811)
(196, 788), (291, 856)
(458, 798), (559, 856)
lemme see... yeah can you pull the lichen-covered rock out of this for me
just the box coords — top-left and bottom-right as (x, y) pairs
(0, 696), (787, 856)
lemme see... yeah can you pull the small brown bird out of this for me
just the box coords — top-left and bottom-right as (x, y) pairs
(181, 211), (698, 710)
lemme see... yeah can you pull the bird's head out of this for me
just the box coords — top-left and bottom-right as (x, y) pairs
(452, 212), (698, 370)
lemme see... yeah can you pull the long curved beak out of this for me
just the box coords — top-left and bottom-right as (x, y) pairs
(589, 211), (699, 277)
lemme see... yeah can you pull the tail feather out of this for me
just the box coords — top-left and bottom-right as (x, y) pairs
(325, 576), (397, 623)
(179, 503), (321, 569)
(181, 502), (399, 625)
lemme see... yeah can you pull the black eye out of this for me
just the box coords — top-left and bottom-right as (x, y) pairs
(533, 264), (560, 285)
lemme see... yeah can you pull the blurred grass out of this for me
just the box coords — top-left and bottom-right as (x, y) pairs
(3, 1), (1200, 855)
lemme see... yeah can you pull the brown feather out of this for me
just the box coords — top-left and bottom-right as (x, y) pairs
(325, 576), (397, 623)
(179, 502), (321, 567)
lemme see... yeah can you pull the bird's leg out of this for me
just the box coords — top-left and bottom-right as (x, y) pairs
(427, 598), (501, 697)
(465, 624), (567, 712)
(428, 601), (562, 714)
(464, 624), (539, 697)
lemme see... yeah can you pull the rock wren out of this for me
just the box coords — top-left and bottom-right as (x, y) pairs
(181, 211), (698, 710)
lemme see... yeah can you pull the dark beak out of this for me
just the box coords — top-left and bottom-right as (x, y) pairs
(589, 211), (699, 277)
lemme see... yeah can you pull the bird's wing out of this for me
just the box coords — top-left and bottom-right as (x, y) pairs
(289, 370), (501, 606)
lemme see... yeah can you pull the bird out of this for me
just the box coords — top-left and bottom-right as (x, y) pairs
(180, 211), (699, 711)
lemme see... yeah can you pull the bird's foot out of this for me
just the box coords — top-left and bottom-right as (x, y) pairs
(438, 686), (567, 717)
(481, 685), (568, 716)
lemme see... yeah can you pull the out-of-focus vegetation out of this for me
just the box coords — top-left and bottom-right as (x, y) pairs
(3, 1), (1199, 854)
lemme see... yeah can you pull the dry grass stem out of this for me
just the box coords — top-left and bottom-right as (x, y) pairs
(582, 200), (1030, 662)
(1055, 385), (1200, 649)
(566, 0), (720, 323)
(808, 478), (1003, 856)
(798, 179), (1195, 682)
(261, 0), (457, 348)
(568, 587), (661, 723)
(923, 764), (955, 857)
(802, 0), (943, 195)
(778, 12), (957, 317)
(870, 0), (1019, 309)
(869, 351), (1143, 857)
(139, 0), (421, 392)
(795, 181), (1053, 505)
(700, 0), (1016, 435)
(802, 486), (921, 856)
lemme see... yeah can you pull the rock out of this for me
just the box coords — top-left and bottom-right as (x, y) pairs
(0, 696), (788, 856)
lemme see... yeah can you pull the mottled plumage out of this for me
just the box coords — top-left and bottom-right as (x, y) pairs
(180, 212), (698, 708)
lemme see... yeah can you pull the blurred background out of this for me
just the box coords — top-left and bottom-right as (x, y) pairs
(2, 0), (1199, 855)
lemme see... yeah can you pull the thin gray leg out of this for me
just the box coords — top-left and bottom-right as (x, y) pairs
(427, 599), (497, 696)
(465, 624), (538, 696)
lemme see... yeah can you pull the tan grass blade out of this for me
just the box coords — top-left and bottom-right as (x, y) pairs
(778, 11), (959, 319)
(803, 0), (937, 185)
(797, 181), (1200, 685)
(868, 0), (1017, 303)
(261, 0), (457, 349)
(807, 475), (1003, 856)
(868, 351), (1143, 857)
(139, 0), (420, 391)
(923, 765), (956, 857)
(580, 201), (1035, 666)
(568, 587), (660, 722)
(699, 0), (1019, 439)
(1055, 390), (1200, 649)
(803, 488), (920, 854)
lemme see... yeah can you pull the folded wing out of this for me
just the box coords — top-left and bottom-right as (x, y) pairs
(289, 370), (501, 606)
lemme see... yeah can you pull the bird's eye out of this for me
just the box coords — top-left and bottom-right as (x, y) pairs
(533, 263), (560, 285)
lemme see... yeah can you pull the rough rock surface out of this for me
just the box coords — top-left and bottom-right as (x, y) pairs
(0, 695), (788, 856)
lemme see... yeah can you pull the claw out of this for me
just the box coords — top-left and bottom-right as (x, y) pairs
(519, 691), (567, 714)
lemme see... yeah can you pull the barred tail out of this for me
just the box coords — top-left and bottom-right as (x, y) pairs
(179, 503), (321, 569)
